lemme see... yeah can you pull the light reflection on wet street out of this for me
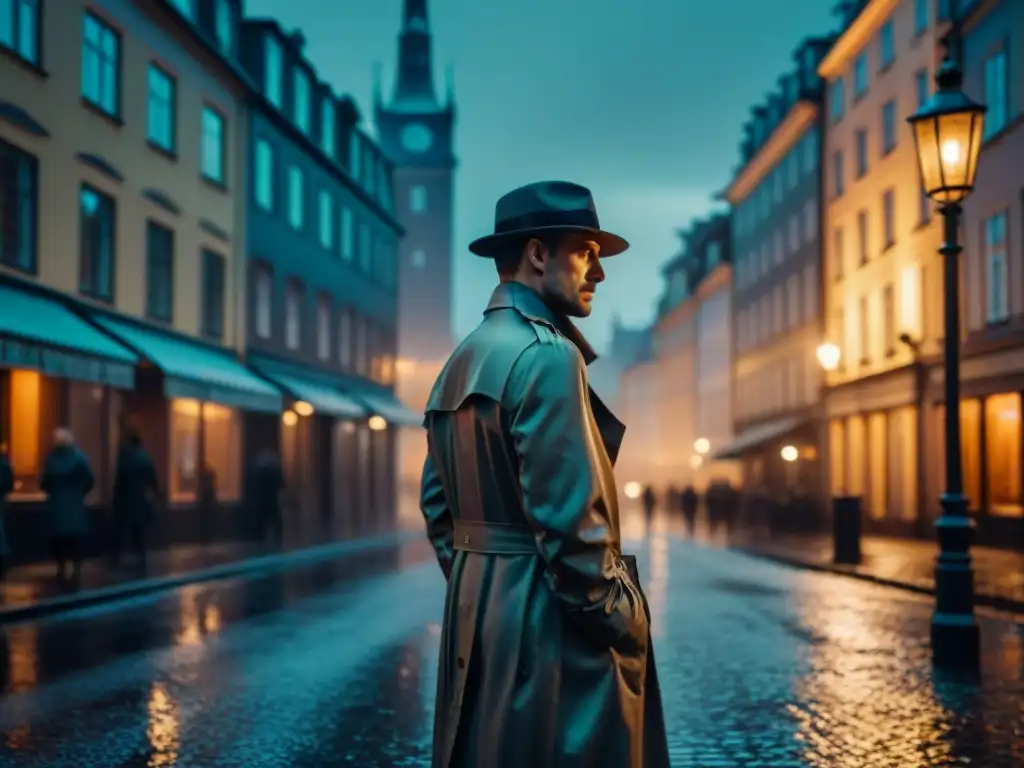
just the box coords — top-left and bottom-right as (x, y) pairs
(1, 527), (1022, 767)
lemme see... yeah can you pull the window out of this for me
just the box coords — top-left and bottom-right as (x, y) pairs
(878, 21), (894, 69)
(803, 263), (818, 321)
(787, 151), (799, 189)
(316, 295), (331, 361)
(832, 150), (844, 197)
(354, 315), (368, 375)
(338, 308), (352, 369)
(853, 53), (868, 98)
(410, 184), (427, 213)
(803, 129), (819, 173)
(82, 12), (120, 118)
(882, 188), (895, 248)
(788, 214), (800, 253)
(984, 211), (1009, 323)
(294, 67), (311, 134)
(984, 393), (1021, 515)
(285, 281), (302, 350)
(287, 166), (304, 230)
(318, 190), (335, 250)
(349, 133), (361, 182)
(984, 51), (1008, 138)
(857, 210), (869, 265)
(918, 175), (931, 225)
(706, 242), (721, 268)
(255, 140), (274, 211)
(201, 106), (226, 184)
(201, 249), (225, 339)
(774, 230), (784, 264)
(1, 0), (40, 65)
(321, 97), (336, 157)
(146, 64), (176, 153)
(830, 77), (845, 121)
(78, 184), (116, 301)
(859, 295), (870, 363)
(0, 138), (38, 272)
(881, 100), (897, 154)
(914, 0), (928, 34)
(254, 265), (272, 339)
(832, 227), (844, 281)
(786, 274), (801, 329)
(915, 69), (930, 109)
(202, 402), (241, 502)
(883, 283), (895, 355)
(145, 221), (174, 323)
(265, 35), (283, 107)
(168, 0), (195, 18)
(214, 0), (232, 53)
(803, 199), (817, 242)
(855, 129), (868, 177)
(359, 223), (371, 272)
(341, 207), (354, 261)
(773, 169), (783, 202)
(411, 248), (427, 269)
(899, 264), (922, 338)
(169, 398), (200, 502)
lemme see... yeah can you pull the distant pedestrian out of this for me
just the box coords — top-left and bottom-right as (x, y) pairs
(40, 428), (94, 584)
(680, 484), (698, 536)
(110, 430), (159, 571)
(248, 449), (284, 546)
(641, 484), (657, 524)
(0, 443), (13, 574)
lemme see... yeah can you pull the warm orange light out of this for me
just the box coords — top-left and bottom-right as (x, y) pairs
(368, 415), (387, 431)
(281, 410), (298, 427)
(293, 401), (314, 417)
(9, 369), (40, 478)
(816, 342), (841, 372)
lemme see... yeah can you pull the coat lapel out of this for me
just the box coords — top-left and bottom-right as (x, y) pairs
(588, 386), (625, 466)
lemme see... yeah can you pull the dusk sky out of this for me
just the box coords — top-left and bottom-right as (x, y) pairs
(245, 0), (838, 352)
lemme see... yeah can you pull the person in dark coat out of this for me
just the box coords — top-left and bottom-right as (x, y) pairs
(0, 443), (13, 574)
(110, 431), (159, 570)
(641, 484), (657, 525)
(40, 428), (94, 584)
(248, 449), (284, 546)
(680, 484), (699, 536)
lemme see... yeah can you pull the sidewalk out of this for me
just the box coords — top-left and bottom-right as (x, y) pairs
(703, 524), (1024, 612)
(0, 528), (421, 624)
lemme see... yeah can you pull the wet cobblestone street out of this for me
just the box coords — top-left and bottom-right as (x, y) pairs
(1, 532), (1022, 767)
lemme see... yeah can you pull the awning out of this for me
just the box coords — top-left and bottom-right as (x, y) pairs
(712, 416), (807, 461)
(91, 316), (282, 413)
(0, 284), (137, 388)
(347, 381), (423, 428)
(248, 358), (366, 419)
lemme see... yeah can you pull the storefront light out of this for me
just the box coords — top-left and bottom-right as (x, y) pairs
(368, 415), (387, 431)
(281, 410), (298, 427)
(293, 401), (314, 417)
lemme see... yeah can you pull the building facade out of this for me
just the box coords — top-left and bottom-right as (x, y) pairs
(239, 19), (412, 538)
(948, 0), (1024, 546)
(720, 37), (831, 518)
(615, 330), (657, 496)
(819, 0), (948, 536)
(0, 0), (287, 560)
(374, 0), (457, 496)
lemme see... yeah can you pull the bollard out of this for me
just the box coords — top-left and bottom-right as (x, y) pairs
(832, 495), (862, 565)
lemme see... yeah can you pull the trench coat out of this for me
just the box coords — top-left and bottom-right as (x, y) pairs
(41, 445), (95, 539)
(421, 282), (670, 768)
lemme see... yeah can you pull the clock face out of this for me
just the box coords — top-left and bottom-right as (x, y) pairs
(401, 122), (434, 154)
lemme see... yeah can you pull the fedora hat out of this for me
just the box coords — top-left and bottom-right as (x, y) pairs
(469, 180), (630, 258)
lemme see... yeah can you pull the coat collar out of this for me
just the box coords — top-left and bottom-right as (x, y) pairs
(485, 282), (598, 365)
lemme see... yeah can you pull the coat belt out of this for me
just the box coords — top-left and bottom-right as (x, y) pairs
(453, 520), (537, 555)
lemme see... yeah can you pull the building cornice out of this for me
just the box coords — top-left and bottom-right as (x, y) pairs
(695, 262), (731, 302)
(724, 101), (818, 204)
(817, 0), (902, 79)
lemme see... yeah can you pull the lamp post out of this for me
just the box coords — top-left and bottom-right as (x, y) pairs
(907, 31), (986, 671)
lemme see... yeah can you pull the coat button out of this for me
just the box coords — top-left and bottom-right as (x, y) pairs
(463, 535), (470, 544)
(457, 656), (466, 670)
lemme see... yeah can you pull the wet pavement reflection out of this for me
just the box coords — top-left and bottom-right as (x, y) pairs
(0, 527), (1022, 767)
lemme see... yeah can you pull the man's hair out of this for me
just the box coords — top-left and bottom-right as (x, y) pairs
(493, 233), (563, 278)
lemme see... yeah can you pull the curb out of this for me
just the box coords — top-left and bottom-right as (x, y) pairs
(731, 545), (1024, 615)
(0, 529), (423, 625)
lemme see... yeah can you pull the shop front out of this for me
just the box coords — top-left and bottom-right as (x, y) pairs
(0, 282), (138, 563)
(89, 315), (282, 547)
(247, 355), (369, 542)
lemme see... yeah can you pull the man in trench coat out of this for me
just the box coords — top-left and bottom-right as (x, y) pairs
(420, 181), (670, 767)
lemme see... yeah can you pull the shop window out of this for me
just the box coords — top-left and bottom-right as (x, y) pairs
(985, 393), (1021, 516)
(867, 412), (887, 519)
(169, 398), (200, 502)
(845, 414), (866, 497)
(203, 402), (240, 502)
(67, 381), (107, 505)
(886, 406), (918, 521)
(936, 399), (982, 512)
(829, 419), (846, 495)
(7, 369), (41, 495)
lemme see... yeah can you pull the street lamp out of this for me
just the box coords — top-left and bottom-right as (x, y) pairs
(694, 437), (710, 455)
(907, 32), (986, 671)
(780, 445), (799, 463)
(816, 342), (841, 373)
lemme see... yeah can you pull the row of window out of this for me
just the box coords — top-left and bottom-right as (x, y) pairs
(734, 199), (817, 290)
(260, 31), (392, 212)
(832, 265), (922, 369)
(732, 129), (819, 239)
(735, 263), (819, 352)
(252, 267), (395, 385)
(831, 186), (928, 281)
(734, 351), (821, 422)
(252, 139), (397, 290)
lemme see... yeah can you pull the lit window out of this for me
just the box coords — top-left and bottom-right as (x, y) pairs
(1, 0), (40, 65)
(984, 51), (1007, 138)
(341, 207), (354, 261)
(147, 64), (176, 153)
(318, 190), (334, 249)
(214, 0), (232, 53)
(82, 12), (120, 117)
(294, 67), (311, 134)
(287, 166), (304, 230)
(201, 106), (226, 184)
(255, 140), (274, 211)
(984, 393), (1021, 516)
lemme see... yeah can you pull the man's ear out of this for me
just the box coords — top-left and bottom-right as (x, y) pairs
(524, 238), (547, 273)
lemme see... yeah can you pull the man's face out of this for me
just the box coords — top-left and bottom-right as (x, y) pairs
(535, 234), (605, 317)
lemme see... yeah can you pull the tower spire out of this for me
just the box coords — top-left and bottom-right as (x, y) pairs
(392, 0), (438, 107)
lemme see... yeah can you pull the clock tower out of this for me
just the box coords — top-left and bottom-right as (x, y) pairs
(375, 0), (456, 495)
